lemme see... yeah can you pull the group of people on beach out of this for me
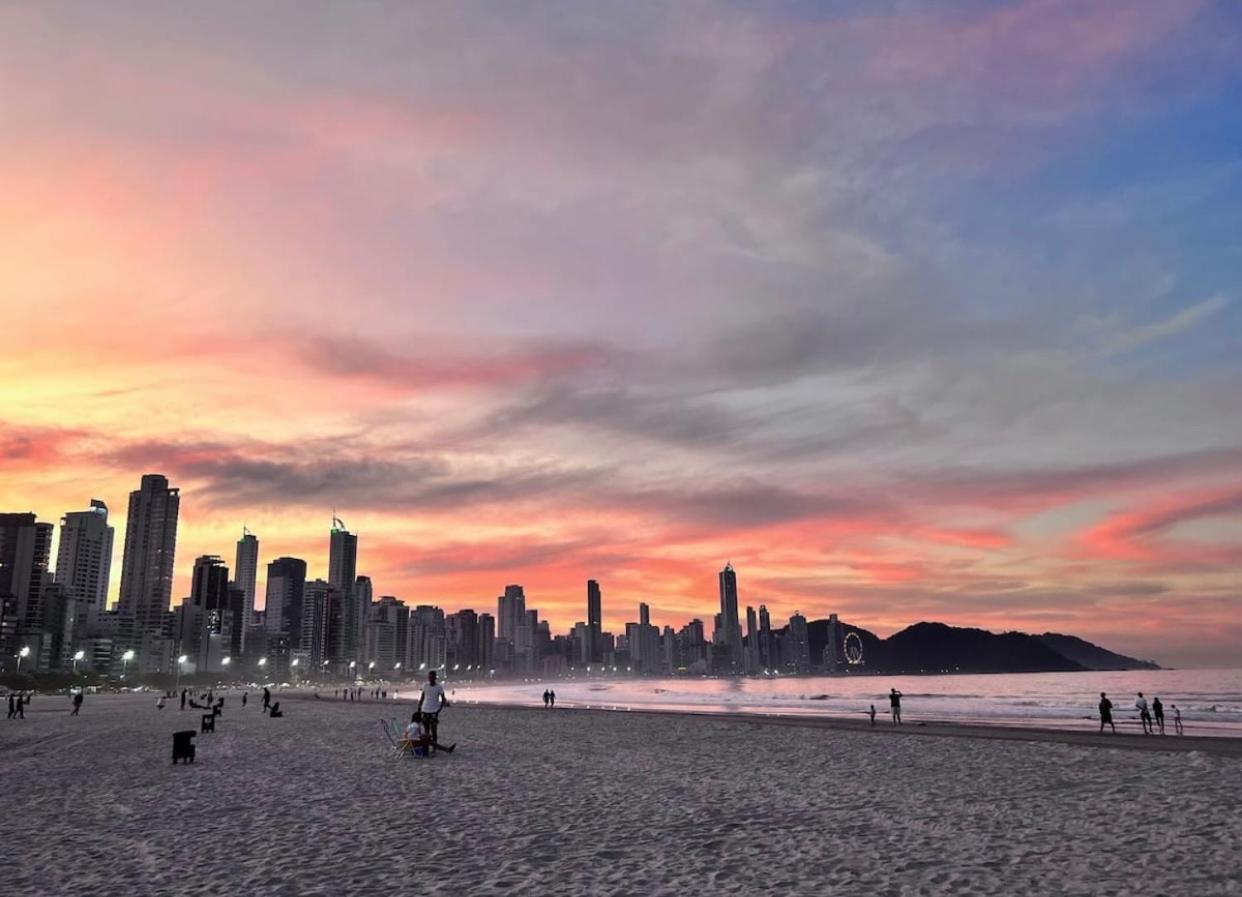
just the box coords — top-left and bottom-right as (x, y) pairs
(6, 692), (31, 719)
(541, 689), (557, 708)
(401, 670), (455, 755)
(1098, 691), (1183, 735)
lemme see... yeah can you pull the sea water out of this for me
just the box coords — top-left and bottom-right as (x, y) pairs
(454, 668), (1242, 736)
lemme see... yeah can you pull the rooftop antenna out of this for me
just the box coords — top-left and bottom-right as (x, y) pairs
(332, 510), (345, 532)
(242, 524), (252, 537)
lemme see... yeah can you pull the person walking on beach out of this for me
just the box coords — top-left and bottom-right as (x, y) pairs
(889, 688), (903, 725)
(1098, 692), (1116, 733)
(180, 689), (187, 711)
(542, 689), (550, 709)
(6, 694), (14, 719)
(16, 693), (25, 719)
(262, 686), (272, 713)
(869, 704), (877, 727)
(71, 692), (83, 716)
(242, 692), (248, 709)
(549, 689), (556, 708)
(417, 670), (449, 749)
(1172, 704), (1183, 735)
(1152, 697), (1165, 735)
(1136, 692), (1152, 734)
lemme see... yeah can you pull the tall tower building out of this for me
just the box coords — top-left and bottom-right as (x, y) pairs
(758, 604), (773, 670)
(264, 556), (307, 639)
(0, 513), (54, 653)
(717, 563), (744, 672)
(497, 584), (525, 643)
(117, 474), (180, 633)
(478, 612), (496, 672)
(586, 579), (602, 662)
(328, 517), (359, 659)
(234, 528), (259, 629)
(788, 611), (811, 674)
(55, 500), (114, 614)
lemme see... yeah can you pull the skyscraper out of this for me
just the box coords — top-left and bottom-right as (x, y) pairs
(264, 556), (306, 640)
(718, 563), (744, 672)
(745, 605), (759, 674)
(234, 528), (259, 629)
(587, 579), (602, 662)
(328, 517), (358, 659)
(758, 604), (773, 671)
(0, 513), (54, 657)
(497, 584), (525, 643)
(117, 474), (180, 633)
(788, 611), (811, 674)
(55, 500), (114, 614)
(478, 612), (496, 672)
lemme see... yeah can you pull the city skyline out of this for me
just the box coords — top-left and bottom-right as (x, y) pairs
(2, 2), (1241, 668)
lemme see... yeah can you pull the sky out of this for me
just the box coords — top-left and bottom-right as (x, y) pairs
(2, 1), (1240, 667)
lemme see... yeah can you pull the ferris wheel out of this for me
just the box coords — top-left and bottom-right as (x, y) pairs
(843, 631), (864, 665)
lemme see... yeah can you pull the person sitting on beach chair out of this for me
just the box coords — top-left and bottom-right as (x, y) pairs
(402, 712), (455, 756)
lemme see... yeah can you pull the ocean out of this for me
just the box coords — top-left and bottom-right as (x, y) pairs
(453, 668), (1242, 736)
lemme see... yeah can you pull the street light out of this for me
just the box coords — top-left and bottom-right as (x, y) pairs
(175, 654), (187, 690)
(15, 645), (30, 673)
(258, 657), (267, 668)
(122, 649), (136, 679)
(222, 656), (231, 668)
(73, 649), (85, 674)
(368, 661), (375, 672)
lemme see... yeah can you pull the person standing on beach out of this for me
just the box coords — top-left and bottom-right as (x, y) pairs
(1136, 692), (1152, 734)
(550, 689), (556, 708)
(889, 689), (902, 725)
(6, 694), (14, 719)
(242, 692), (248, 708)
(1152, 697), (1165, 735)
(1172, 704), (1183, 735)
(16, 693), (25, 719)
(869, 704), (876, 727)
(542, 689), (550, 709)
(417, 670), (449, 749)
(71, 692), (83, 716)
(180, 689), (187, 711)
(262, 686), (272, 713)
(1098, 692), (1115, 733)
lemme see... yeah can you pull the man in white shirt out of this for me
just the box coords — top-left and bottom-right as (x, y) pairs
(417, 670), (450, 751)
(1135, 692), (1152, 734)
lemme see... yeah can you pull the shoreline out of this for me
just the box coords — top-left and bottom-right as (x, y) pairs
(443, 697), (1242, 756)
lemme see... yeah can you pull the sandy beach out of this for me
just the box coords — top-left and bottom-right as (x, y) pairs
(2, 692), (1240, 896)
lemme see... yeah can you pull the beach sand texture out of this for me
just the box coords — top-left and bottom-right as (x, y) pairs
(2, 694), (1239, 896)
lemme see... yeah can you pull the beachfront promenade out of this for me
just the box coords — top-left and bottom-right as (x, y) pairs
(2, 694), (1238, 896)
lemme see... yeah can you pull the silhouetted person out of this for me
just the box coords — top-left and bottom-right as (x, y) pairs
(1152, 697), (1165, 735)
(1098, 692), (1115, 733)
(542, 689), (550, 708)
(889, 688), (902, 725)
(1136, 692), (1152, 734)
(71, 692), (84, 716)
(7, 694), (15, 719)
(262, 687), (272, 713)
(242, 692), (248, 708)
(180, 689), (187, 711)
(1172, 704), (1183, 735)
(869, 704), (877, 727)
(549, 689), (556, 709)
(418, 670), (449, 749)
(269, 701), (282, 718)
(16, 694), (25, 719)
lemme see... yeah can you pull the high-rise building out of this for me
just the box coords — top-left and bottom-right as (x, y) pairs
(718, 563), (744, 672)
(117, 474), (180, 633)
(264, 557), (307, 639)
(788, 611), (811, 674)
(354, 574), (373, 661)
(497, 584), (525, 643)
(409, 605), (447, 672)
(823, 613), (842, 673)
(758, 604), (773, 670)
(372, 595), (410, 671)
(300, 579), (336, 669)
(478, 612), (495, 673)
(234, 528), (259, 629)
(745, 605), (759, 674)
(446, 608), (479, 670)
(0, 513), (54, 661)
(55, 500), (114, 614)
(587, 579), (602, 661)
(328, 518), (358, 659)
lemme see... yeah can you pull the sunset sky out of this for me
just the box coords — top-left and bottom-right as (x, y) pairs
(2, 1), (1240, 667)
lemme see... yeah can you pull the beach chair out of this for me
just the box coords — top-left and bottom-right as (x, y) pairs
(201, 713), (216, 733)
(172, 730), (196, 764)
